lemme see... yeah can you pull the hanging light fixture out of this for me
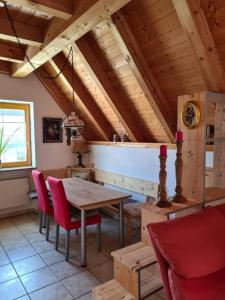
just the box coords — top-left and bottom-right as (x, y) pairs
(62, 47), (86, 145)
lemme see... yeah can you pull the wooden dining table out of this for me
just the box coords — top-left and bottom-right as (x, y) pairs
(61, 177), (131, 267)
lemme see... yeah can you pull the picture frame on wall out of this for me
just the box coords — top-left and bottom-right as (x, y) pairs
(43, 117), (63, 143)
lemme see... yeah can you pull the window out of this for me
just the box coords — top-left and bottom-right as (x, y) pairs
(0, 102), (32, 168)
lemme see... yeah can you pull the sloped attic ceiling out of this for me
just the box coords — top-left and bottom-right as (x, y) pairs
(0, 0), (224, 143)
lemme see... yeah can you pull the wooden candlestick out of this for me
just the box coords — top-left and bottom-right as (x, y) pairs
(172, 140), (187, 203)
(155, 155), (172, 208)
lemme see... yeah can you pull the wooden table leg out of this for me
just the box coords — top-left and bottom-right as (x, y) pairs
(81, 209), (87, 267)
(119, 201), (125, 248)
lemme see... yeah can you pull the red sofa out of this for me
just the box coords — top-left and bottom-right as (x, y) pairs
(148, 205), (225, 300)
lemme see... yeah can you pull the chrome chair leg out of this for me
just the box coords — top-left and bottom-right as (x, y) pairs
(55, 224), (60, 251)
(45, 214), (50, 241)
(39, 211), (43, 233)
(97, 222), (101, 252)
(65, 230), (70, 261)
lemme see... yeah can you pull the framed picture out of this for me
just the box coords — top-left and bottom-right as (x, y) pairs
(181, 101), (201, 129)
(43, 118), (63, 143)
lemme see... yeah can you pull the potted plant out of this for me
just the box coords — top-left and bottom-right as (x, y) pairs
(0, 126), (19, 169)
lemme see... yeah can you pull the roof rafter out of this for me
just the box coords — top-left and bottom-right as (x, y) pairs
(74, 38), (148, 142)
(0, 61), (11, 74)
(11, 0), (132, 78)
(111, 12), (175, 142)
(172, 0), (225, 92)
(0, 16), (44, 47)
(4, 0), (74, 20)
(52, 52), (115, 141)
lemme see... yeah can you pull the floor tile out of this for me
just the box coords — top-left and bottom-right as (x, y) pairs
(1, 235), (29, 252)
(0, 278), (26, 300)
(16, 296), (30, 300)
(0, 264), (17, 283)
(40, 249), (65, 266)
(26, 232), (45, 244)
(13, 255), (47, 276)
(62, 270), (100, 298)
(76, 249), (109, 268)
(29, 282), (73, 300)
(50, 259), (82, 280)
(77, 292), (92, 300)
(0, 245), (10, 266)
(32, 240), (55, 254)
(7, 245), (36, 262)
(89, 261), (113, 283)
(20, 267), (58, 293)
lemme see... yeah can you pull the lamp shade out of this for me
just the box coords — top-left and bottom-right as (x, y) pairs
(73, 142), (89, 154)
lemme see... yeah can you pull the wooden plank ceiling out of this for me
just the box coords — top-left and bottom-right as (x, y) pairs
(0, 0), (225, 142)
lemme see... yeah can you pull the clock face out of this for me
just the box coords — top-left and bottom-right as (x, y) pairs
(181, 101), (201, 129)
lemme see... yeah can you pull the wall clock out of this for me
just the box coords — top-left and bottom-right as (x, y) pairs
(181, 101), (201, 129)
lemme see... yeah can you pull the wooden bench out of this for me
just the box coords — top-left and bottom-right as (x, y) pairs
(93, 169), (159, 243)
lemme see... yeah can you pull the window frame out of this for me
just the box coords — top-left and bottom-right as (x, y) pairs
(0, 102), (32, 169)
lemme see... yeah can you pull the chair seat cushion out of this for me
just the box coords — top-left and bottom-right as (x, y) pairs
(169, 267), (225, 300)
(69, 214), (101, 230)
(148, 207), (225, 279)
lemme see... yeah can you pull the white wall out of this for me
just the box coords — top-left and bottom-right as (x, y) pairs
(0, 73), (74, 214)
(0, 73), (74, 170)
(89, 145), (214, 199)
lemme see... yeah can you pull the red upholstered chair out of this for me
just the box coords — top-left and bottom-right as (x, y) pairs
(148, 206), (225, 300)
(32, 170), (53, 241)
(48, 176), (101, 261)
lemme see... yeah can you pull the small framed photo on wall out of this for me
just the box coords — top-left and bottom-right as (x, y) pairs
(43, 118), (63, 143)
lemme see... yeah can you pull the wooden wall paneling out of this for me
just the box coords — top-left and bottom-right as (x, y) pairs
(172, 0), (225, 93)
(74, 37), (149, 142)
(0, 16), (44, 46)
(11, 0), (132, 78)
(177, 92), (206, 201)
(52, 52), (115, 141)
(111, 12), (175, 142)
(4, 0), (74, 20)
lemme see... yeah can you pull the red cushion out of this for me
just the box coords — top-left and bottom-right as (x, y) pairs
(168, 267), (225, 300)
(148, 207), (225, 279)
(215, 203), (225, 218)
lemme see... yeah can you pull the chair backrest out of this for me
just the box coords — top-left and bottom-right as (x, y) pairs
(47, 176), (71, 230)
(148, 206), (225, 300)
(32, 170), (51, 214)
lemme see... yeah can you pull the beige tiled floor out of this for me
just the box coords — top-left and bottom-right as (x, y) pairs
(0, 213), (164, 300)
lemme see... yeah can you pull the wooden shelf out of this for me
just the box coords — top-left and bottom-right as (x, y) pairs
(88, 141), (214, 151)
(141, 200), (201, 217)
(205, 187), (225, 203)
(111, 242), (156, 272)
(93, 279), (135, 300)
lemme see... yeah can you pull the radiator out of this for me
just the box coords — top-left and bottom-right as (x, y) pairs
(0, 177), (29, 210)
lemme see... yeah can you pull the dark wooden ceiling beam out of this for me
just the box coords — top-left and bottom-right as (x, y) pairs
(52, 52), (115, 141)
(0, 41), (25, 63)
(74, 38), (147, 142)
(111, 12), (175, 142)
(0, 16), (44, 47)
(11, 0), (132, 78)
(4, 0), (74, 20)
(0, 61), (11, 74)
(172, 0), (225, 92)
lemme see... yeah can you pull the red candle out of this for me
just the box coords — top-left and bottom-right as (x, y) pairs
(175, 130), (183, 141)
(160, 145), (167, 157)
